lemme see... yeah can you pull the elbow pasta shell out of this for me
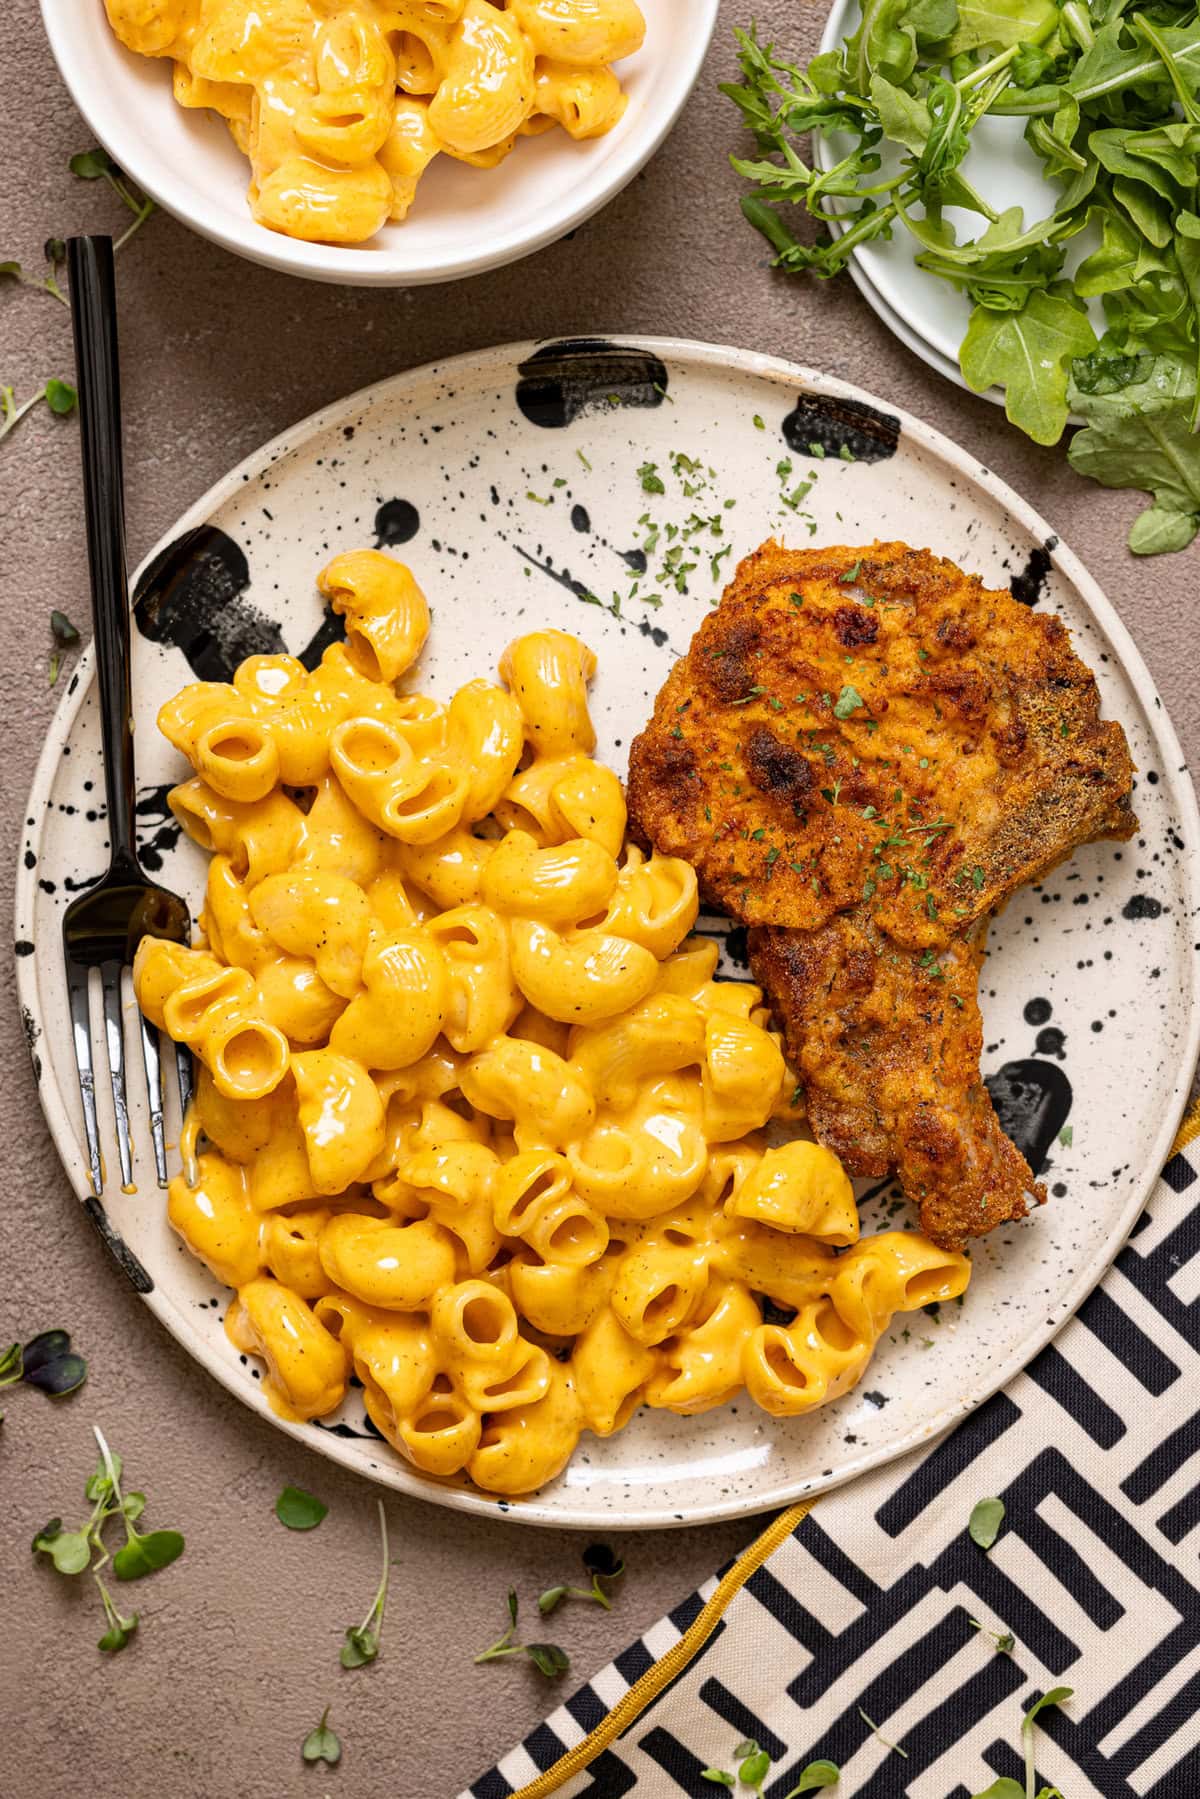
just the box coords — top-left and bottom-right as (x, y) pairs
(467, 1361), (581, 1495)
(105, 0), (194, 57)
(646, 1279), (764, 1416)
(141, 554), (973, 1499)
(609, 1241), (709, 1346)
(567, 1092), (709, 1221)
(725, 1140), (859, 1245)
(460, 1035), (595, 1146)
(495, 752), (626, 856)
(168, 779), (308, 885)
(571, 1306), (655, 1436)
(317, 549), (430, 683)
(329, 926), (448, 1068)
(508, 0), (645, 64)
(742, 1300), (877, 1418)
(168, 1154), (262, 1289)
(428, 0), (535, 156)
(600, 846), (699, 959)
(507, 917), (660, 1024)
(397, 827), (495, 908)
(480, 828), (617, 925)
(424, 904), (522, 1052)
(315, 1294), (437, 1422)
(249, 867), (370, 998)
(254, 956), (347, 1047)
(201, 855), (275, 972)
(378, 95), (442, 218)
(292, 1048), (386, 1192)
(567, 994), (705, 1113)
(225, 1278), (349, 1422)
(319, 1213), (458, 1308)
(533, 58), (627, 138)
(701, 1011), (786, 1142)
(500, 628), (597, 757)
(295, 17), (397, 167)
(447, 680), (526, 819)
(390, 14), (453, 94)
(507, 1252), (612, 1336)
(262, 1206), (333, 1297)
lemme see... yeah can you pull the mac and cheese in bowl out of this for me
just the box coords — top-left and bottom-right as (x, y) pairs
(134, 547), (970, 1497)
(102, 0), (646, 244)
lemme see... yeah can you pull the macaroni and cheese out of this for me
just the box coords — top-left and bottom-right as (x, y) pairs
(102, 0), (647, 244)
(135, 547), (971, 1497)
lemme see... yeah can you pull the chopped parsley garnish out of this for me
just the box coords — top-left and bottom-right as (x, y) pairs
(833, 683), (865, 719)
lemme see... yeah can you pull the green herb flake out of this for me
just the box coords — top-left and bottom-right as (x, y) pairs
(833, 683), (866, 720)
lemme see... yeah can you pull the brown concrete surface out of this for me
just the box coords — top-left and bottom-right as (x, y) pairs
(2, 2), (1198, 1794)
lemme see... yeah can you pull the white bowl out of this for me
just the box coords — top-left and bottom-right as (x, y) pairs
(41, 0), (718, 286)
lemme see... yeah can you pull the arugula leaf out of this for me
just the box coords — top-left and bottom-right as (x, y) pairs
(970, 1782), (1025, 1799)
(961, 291), (1096, 442)
(870, 74), (933, 154)
(945, 0), (1059, 57)
(1068, 353), (1200, 550)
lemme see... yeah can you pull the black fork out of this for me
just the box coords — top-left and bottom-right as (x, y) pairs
(61, 236), (192, 1237)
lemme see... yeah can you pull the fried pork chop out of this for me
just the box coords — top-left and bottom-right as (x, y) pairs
(627, 540), (1136, 1250)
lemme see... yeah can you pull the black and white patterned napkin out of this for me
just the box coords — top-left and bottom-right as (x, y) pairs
(464, 1115), (1200, 1799)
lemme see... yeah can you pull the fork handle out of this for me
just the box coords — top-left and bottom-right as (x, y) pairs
(68, 236), (139, 869)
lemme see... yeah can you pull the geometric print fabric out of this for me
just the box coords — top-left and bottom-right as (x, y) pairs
(463, 1131), (1200, 1799)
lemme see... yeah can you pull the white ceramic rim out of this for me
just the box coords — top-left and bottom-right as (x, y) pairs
(16, 335), (1200, 1528)
(39, 0), (718, 288)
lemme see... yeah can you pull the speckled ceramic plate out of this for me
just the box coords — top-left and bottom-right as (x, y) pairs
(15, 338), (1200, 1529)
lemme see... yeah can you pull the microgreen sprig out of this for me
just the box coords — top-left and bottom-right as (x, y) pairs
(702, 1739), (841, 1795)
(302, 1706), (342, 1767)
(969, 1687), (1072, 1799)
(340, 1499), (390, 1668)
(31, 1425), (184, 1653)
(538, 1543), (625, 1615)
(68, 148), (157, 251)
(475, 1588), (570, 1678)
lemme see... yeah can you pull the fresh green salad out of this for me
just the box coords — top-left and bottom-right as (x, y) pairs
(725, 6), (1200, 552)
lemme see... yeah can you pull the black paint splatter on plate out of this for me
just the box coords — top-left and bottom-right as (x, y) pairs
(133, 527), (285, 681)
(516, 339), (669, 428)
(375, 497), (420, 546)
(1009, 538), (1059, 608)
(985, 1058), (1073, 1176)
(781, 393), (899, 463)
